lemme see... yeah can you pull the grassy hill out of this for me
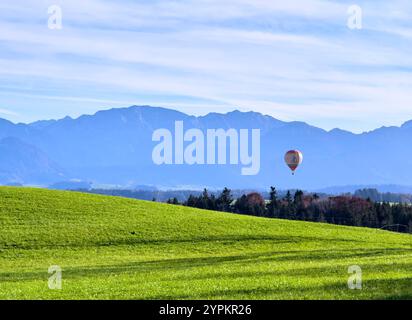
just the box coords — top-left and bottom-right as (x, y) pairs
(0, 187), (411, 300)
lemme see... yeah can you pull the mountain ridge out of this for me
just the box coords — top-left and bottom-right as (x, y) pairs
(0, 105), (411, 189)
(3, 105), (408, 135)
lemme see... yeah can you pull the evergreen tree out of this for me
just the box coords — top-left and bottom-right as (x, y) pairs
(294, 190), (305, 220)
(234, 195), (248, 214)
(200, 189), (210, 210)
(266, 186), (279, 218)
(186, 195), (197, 207)
(284, 191), (295, 219)
(217, 187), (233, 212)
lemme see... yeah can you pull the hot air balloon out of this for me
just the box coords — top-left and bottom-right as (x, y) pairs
(285, 150), (303, 175)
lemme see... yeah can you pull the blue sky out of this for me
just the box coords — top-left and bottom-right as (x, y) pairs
(1, 0), (412, 132)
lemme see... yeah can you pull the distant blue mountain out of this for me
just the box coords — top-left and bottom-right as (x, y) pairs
(0, 137), (65, 184)
(0, 105), (411, 190)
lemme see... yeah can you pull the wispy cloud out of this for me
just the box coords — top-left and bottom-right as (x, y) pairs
(0, 108), (19, 116)
(0, 0), (412, 132)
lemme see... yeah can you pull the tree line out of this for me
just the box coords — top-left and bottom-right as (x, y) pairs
(166, 187), (412, 234)
(354, 188), (412, 204)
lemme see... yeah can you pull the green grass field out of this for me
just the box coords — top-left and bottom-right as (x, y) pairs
(0, 187), (411, 300)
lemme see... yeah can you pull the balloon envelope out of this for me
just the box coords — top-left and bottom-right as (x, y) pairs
(285, 150), (303, 173)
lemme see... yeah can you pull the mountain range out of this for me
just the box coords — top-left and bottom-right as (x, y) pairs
(1, 105), (411, 190)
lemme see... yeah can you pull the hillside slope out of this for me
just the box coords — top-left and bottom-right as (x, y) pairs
(0, 187), (411, 299)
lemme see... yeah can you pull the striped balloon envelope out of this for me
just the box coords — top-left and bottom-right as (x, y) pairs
(284, 150), (303, 175)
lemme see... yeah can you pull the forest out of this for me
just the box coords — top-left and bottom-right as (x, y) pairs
(169, 187), (412, 234)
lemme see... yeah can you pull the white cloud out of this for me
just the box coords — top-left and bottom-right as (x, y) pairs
(0, 108), (19, 117)
(0, 0), (412, 132)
